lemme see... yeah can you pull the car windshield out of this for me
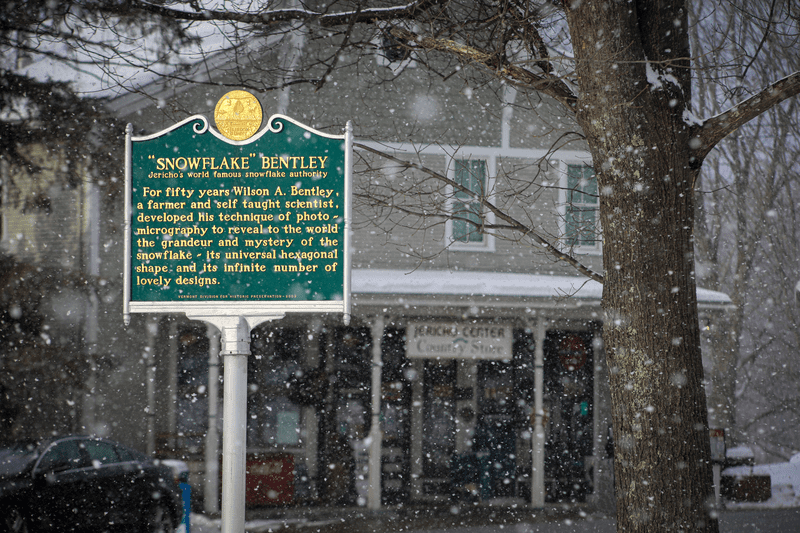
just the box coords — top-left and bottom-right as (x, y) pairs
(36, 439), (89, 472)
(0, 442), (39, 477)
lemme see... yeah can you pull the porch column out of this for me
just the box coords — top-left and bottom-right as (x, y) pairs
(368, 315), (384, 510)
(205, 324), (221, 515)
(167, 319), (179, 450)
(592, 326), (602, 467)
(532, 317), (546, 507)
(409, 359), (424, 497)
(144, 316), (159, 456)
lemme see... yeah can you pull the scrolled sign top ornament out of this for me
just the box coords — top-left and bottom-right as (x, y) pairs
(214, 90), (263, 141)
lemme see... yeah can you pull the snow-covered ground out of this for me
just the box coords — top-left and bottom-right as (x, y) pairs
(187, 453), (800, 532)
(189, 513), (340, 533)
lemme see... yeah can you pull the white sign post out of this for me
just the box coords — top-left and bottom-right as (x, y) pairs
(196, 315), (279, 533)
(124, 108), (352, 533)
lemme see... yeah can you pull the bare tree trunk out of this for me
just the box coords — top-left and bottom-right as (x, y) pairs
(599, 153), (716, 531)
(567, 2), (718, 531)
(591, 121), (717, 530)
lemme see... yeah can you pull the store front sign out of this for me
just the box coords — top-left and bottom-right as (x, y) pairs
(407, 321), (512, 359)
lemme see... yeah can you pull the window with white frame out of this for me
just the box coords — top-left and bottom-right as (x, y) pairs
(451, 159), (487, 246)
(375, 25), (415, 69)
(381, 32), (411, 63)
(564, 163), (600, 250)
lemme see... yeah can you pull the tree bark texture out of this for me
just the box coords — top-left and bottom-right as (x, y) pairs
(567, 2), (718, 532)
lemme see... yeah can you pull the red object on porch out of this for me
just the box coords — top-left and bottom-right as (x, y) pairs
(245, 453), (294, 506)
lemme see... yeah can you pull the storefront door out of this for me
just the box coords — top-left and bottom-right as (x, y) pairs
(421, 360), (457, 494)
(544, 330), (594, 502)
(476, 359), (517, 499)
(380, 327), (412, 504)
(319, 327), (372, 504)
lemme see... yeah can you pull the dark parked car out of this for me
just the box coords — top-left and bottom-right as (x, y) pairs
(0, 436), (181, 533)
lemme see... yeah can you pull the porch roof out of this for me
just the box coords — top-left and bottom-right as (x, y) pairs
(351, 269), (732, 309)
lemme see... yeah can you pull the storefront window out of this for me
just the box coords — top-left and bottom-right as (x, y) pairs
(317, 326), (372, 504)
(176, 324), (209, 455)
(248, 327), (303, 449)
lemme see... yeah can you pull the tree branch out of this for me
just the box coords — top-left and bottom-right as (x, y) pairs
(314, 5), (361, 92)
(120, 2), (579, 109)
(126, 0), (438, 27)
(690, 70), (800, 163)
(390, 28), (578, 110)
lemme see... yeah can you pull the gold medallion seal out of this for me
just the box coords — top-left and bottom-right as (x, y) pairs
(214, 90), (263, 141)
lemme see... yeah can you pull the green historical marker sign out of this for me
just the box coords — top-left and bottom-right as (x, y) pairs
(124, 109), (352, 322)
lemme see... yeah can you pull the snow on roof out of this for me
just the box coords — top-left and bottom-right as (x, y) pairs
(352, 269), (732, 306)
(352, 268), (601, 299)
(727, 445), (755, 459)
(724, 461), (800, 488)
